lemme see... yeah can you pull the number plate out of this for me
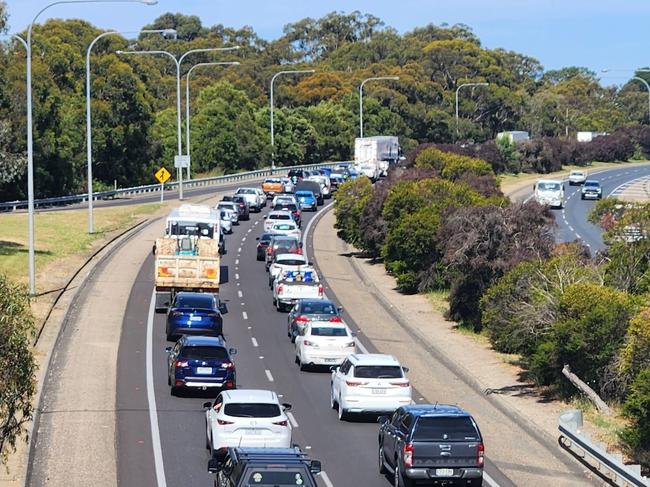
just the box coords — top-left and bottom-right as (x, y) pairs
(435, 468), (454, 477)
(196, 367), (212, 375)
(371, 388), (386, 394)
(244, 429), (262, 435)
(189, 316), (202, 322)
(324, 358), (337, 363)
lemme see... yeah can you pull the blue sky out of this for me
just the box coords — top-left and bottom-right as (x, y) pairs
(7, 0), (650, 84)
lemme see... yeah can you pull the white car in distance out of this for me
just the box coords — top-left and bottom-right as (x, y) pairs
(264, 210), (294, 232)
(330, 354), (412, 421)
(235, 187), (266, 212)
(568, 170), (587, 185)
(203, 389), (292, 454)
(295, 322), (356, 370)
(272, 194), (298, 207)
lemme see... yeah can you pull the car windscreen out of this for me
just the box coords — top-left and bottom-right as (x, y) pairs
(180, 346), (228, 361)
(243, 470), (315, 486)
(310, 327), (348, 337)
(175, 295), (213, 309)
(412, 416), (480, 442)
(265, 178), (282, 184)
(259, 234), (273, 243)
(274, 204), (298, 212)
(269, 213), (292, 220)
(585, 182), (599, 187)
(538, 182), (560, 191)
(353, 365), (402, 379)
(295, 191), (314, 198)
(237, 189), (256, 194)
(223, 402), (281, 418)
(301, 301), (337, 315)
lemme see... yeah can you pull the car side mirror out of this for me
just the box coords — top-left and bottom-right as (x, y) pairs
(229, 348), (237, 355)
(208, 456), (223, 473)
(378, 415), (389, 425)
(299, 242), (304, 248)
(281, 403), (292, 411)
(219, 303), (228, 314)
(402, 366), (410, 373)
(337, 306), (343, 313)
(255, 237), (260, 240)
(203, 401), (212, 408)
(165, 347), (172, 353)
(309, 460), (322, 474)
(330, 365), (339, 372)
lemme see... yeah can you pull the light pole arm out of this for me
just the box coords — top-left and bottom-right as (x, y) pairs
(12, 34), (28, 50)
(178, 46), (240, 68)
(631, 76), (650, 122)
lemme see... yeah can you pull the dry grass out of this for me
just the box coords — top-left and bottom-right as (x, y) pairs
(425, 289), (449, 315)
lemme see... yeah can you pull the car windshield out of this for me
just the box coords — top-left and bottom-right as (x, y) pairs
(296, 192), (314, 198)
(259, 234), (273, 244)
(243, 470), (315, 486)
(585, 181), (600, 187)
(269, 214), (292, 220)
(274, 224), (296, 230)
(571, 171), (584, 176)
(237, 189), (256, 194)
(353, 365), (402, 379)
(175, 295), (213, 309)
(301, 301), (337, 314)
(265, 178), (282, 184)
(273, 237), (298, 247)
(538, 182), (561, 191)
(310, 327), (348, 337)
(413, 416), (480, 442)
(223, 402), (281, 418)
(180, 346), (228, 360)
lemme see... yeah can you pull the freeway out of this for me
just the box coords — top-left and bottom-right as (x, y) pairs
(114, 198), (516, 486)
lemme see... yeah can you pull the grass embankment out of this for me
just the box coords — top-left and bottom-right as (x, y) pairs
(0, 203), (161, 288)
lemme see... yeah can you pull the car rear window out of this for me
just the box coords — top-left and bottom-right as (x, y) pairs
(265, 178), (282, 183)
(259, 233), (273, 243)
(413, 416), (480, 442)
(274, 224), (296, 230)
(244, 470), (315, 486)
(269, 213), (292, 220)
(238, 189), (256, 194)
(175, 295), (213, 309)
(296, 192), (314, 197)
(223, 402), (281, 418)
(272, 238), (299, 248)
(353, 365), (402, 379)
(310, 327), (348, 337)
(277, 259), (306, 266)
(274, 204), (298, 212)
(180, 346), (228, 361)
(301, 301), (337, 314)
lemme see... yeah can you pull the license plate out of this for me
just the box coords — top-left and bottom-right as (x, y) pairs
(196, 367), (212, 375)
(243, 429), (262, 435)
(189, 316), (202, 322)
(435, 468), (454, 477)
(371, 388), (386, 394)
(324, 358), (337, 363)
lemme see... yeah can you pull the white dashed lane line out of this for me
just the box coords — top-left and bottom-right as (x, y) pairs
(242, 237), (246, 242)
(265, 369), (274, 382)
(235, 258), (239, 265)
(251, 337), (259, 347)
(237, 290), (243, 298)
(237, 247), (242, 253)
(319, 472), (334, 487)
(235, 273), (239, 280)
(242, 311), (248, 320)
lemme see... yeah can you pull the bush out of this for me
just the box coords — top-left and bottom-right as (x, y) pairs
(618, 308), (650, 382)
(620, 367), (650, 466)
(414, 147), (494, 181)
(333, 177), (373, 247)
(585, 133), (635, 162)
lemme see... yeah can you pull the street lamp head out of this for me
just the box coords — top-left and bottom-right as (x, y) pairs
(601, 69), (611, 73)
(140, 0), (158, 5)
(162, 28), (178, 39)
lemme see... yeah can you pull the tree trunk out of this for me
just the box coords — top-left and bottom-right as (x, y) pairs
(562, 364), (612, 416)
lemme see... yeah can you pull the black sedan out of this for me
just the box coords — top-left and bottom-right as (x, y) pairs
(255, 233), (274, 261)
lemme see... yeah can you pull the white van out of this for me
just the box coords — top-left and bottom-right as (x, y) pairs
(534, 180), (564, 209)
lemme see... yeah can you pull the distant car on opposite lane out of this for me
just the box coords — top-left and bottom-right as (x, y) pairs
(568, 170), (587, 185)
(581, 180), (602, 200)
(166, 292), (223, 341)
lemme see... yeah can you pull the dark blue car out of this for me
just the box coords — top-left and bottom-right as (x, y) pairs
(166, 292), (223, 341)
(295, 191), (317, 211)
(166, 335), (237, 395)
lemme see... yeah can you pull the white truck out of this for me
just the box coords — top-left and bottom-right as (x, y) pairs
(154, 204), (222, 311)
(354, 136), (400, 181)
(533, 179), (565, 209)
(272, 269), (324, 312)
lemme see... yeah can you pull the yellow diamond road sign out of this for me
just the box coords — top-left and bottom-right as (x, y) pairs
(155, 167), (171, 184)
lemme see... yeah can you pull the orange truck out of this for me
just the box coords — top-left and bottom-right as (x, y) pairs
(262, 177), (284, 197)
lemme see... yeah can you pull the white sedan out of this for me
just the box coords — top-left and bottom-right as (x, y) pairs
(272, 194), (298, 207)
(263, 210), (294, 232)
(204, 389), (292, 453)
(295, 322), (356, 370)
(269, 221), (302, 240)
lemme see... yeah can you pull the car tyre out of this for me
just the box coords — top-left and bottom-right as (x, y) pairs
(337, 396), (347, 421)
(394, 462), (414, 487)
(330, 387), (337, 410)
(378, 445), (388, 474)
(469, 479), (483, 487)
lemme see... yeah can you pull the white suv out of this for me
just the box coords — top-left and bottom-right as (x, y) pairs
(295, 322), (356, 370)
(235, 187), (266, 212)
(204, 389), (292, 453)
(330, 354), (412, 421)
(568, 170), (587, 185)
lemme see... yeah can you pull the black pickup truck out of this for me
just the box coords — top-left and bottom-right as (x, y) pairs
(378, 404), (484, 486)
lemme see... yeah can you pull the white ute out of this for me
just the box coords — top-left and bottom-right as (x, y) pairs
(295, 321), (356, 370)
(273, 269), (323, 311)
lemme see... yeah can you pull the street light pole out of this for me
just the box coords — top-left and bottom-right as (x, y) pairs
(270, 69), (315, 173)
(359, 76), (399, 138)
(185, 60), (240, 175)
(455, 82), (489, 139)
(86, 28), (175, 234)
(24, 0), (157, 295)
(117, 47), (233, 200)
(602, 68), (650, 124)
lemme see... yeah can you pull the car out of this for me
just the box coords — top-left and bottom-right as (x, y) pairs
(273, 269), (323, 311)
(203, 389), (293, 454)
(330, 353), (412, 421)
(280, 177), (295, 193)
(533, 179), (564, 209)
(287, 169), (309, 184)
(255, 232), (274, 261)
(269, 221), (301, 240)
(295, 180), (323, 205)
(306, 175), (331, 199)
(295, 322), (356, 370)
(273, 202), (301, 227)
(568, 170), (587, 185)
(272, 194), (298, 207)
(581, 180), (602, 200)
(216, 202), (239, 225)
(263, 210), (294, 232)
(262, 177), (285, 197)
(295, 191), (317, 211)
(166, 335), (236, 395)
(235, 187), (265, 212)
(208, 447), (321, 487)
(329, 173), (346, 191)
(288, 298), (342, 342)
(265, 235), (302, 270)
(165, 292), (224, 341)
(268, 253), (309, 287)
(378, 404), (484, 487)
(231, 195), (250, 221)
(219, 210), (233, 234)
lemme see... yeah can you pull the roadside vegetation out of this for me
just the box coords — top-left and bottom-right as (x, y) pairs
(335, 144), (650, 467)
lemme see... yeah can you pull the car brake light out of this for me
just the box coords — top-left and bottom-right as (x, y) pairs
(318, 284), (324, 297)
(273, 420), (288, 427)
(345, 341), (356, 348)
(329, 316), (342, 323)
(169, 310), (183, 318)
(296, 315), (310, 324)
(477, 443), (484, 466)
(221, 362), (235, 369)
(403, 443), (413, 468)
(345, 380), (368, 387)
(303, 340), (319, 347)
(277, 284), (284, 294)
(390, 381), (410, 387)
(217, 419), (234, 425)
(267, 247), (273, 254)
(175, 360), (189, 368)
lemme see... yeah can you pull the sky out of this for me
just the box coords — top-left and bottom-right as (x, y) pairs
(6, 0), (650, 85)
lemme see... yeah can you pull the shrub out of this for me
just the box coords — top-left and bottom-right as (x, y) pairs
(620, 367), (650, 466)
(586, 133), (635, 162)
(333, 177), (373, 247)
(618, 308), (650, 382)
(414, 147), (494, 181)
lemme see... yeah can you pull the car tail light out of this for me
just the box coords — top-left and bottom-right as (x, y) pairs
(477, 443), (484, 467)
(403, 443), (414, 468)
(296, 315), (310, 325)
(303, 340), (318, 347)
(267, 247), (273, 254)
(175, 360), (189, 368)
(220, 362), (235, 369)
(345, 380), (368, 387)
(329, 316), (342, 323)
(273, 420), (288, 427)
(217, 419), (234, 425)
(169, 310), (183, 318)
(390, 381), (410, 387)
(318, 285), (324, 297)
(224, 380), (235, 389)
(345, 341), (356, 348)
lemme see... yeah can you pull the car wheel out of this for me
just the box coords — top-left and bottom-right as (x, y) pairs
(299, 359), (307, 372)
(337, 396), (347, 421)
(167, 373), (171, 386)
(166, 332), (175, 342)
(378, 445), (388, 474)
(330, 387), (337, 409)
(581, 195), (584, 200)
(394, 462), (414, 487)
(170, 386), (177, 397)
(469, 479), (483, 487)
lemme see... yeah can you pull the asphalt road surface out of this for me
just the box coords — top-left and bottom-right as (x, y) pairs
(115, 201), (516, 487)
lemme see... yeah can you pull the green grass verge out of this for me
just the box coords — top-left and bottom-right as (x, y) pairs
(0, 203), (161, 286)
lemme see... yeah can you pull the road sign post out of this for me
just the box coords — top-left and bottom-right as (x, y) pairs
(155, 166), (172, 204)
(174, 155), (190, 200)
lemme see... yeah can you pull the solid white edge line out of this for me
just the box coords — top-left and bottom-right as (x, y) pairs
(483, 471), (500, 487)
(265, 369), (274, 382)
(146, 290), (168, 487)
(286, 411), (299, 428)
(319, 471), (334, 487)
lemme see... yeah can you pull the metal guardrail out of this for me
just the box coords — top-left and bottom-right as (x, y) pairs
(559, 409), (649, 486)
(0, 161), (349, 211)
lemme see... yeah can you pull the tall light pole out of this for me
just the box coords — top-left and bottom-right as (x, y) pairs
(359, 76), (399, 138)
(270, 69), (315, 173)
(602, 69), (650, 123)
(24, 0), (157, 295)
(455, 82), (489, 139)
(117, 46), (235, 200)
(185, 60), (240, 177)
(86, 28), (176, 234)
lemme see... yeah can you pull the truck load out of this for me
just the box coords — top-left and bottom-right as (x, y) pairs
(354, 136), (400, 181)
(272, 269), (323, 311)
(154, 204), (222, 311)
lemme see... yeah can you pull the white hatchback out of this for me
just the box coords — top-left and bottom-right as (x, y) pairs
(296, 322), (356, 370)
(264, 210), (294, 232)
(330, 354), (412, 421)
(204, 389), (292, 453)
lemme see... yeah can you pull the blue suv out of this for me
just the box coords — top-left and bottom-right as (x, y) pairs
(166, 292), (223, 341)
(166, 335), (237, 395)
(295, 190), (317, 211)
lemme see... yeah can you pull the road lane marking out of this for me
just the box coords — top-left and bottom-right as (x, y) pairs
(237, 247), (242, 253)
(235, 273), (239, 280)
(238, 290), (243, 298)
(265, 369), (274, 382)
(319, 471), (334, 487)
(242, 237), (246, 242)
(235, 259), (239, 265)
(287, 411), (299, 428)
(247, 229), (252, 233)
(242, 311), (248, 320)
(146, 291), (167, 487)
(251, 337), (258, 347)
(484, 471), (500, 487)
